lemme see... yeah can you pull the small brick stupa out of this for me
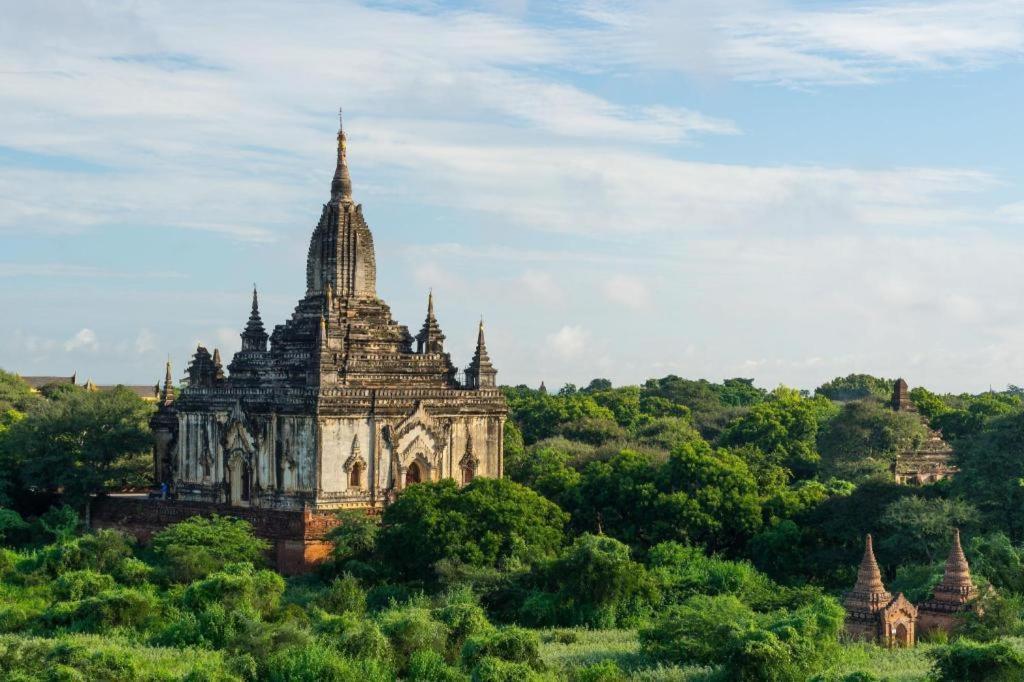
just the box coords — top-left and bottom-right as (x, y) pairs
(844, 534), (918, 647)
(918, 529), (980, 635)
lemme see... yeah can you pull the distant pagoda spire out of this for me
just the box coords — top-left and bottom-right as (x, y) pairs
(844, 534), (893, 614)
(160, 359), (174, 403)
(465, 318), (497, 389)
(416, 290), (446, 354)
(241, 285), (269, 352)
(212, 348), (225, 382)
(892, 378), (912, 412)
(932, 529), (978, 605)
(331, 108), (353, 203)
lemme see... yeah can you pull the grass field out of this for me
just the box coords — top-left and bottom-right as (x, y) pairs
(538, 628), (953, 681)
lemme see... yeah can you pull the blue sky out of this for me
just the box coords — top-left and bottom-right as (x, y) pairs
(2, 0), (1024, 393)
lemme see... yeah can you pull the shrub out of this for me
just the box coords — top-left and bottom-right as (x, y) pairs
(151, 515), (269, 583)
(641, 594), (844, 681)
(37, 530), (134, 576)
(53, 570), (116, 600)
(115, 556), (154, 586)
(181, 563), (284, 617)
(461, 627), (541, 670)
(264, 642), (393, 682)
(571, 661), (627, 682)
(377, 606), (448, 670)
(470, 656), (546, 682)
(538, 534), (657, 628)
(407, 649), (469, 682)
(365, 583), (420, 612)
(331, 613), (392, 662)
(315, 574), (366, 616)
(433, 601), (493, 658)
(639, 594), (756, 666)
(930, 638), (1024, 681)
(0, 508), (30, 547)
(45, 587), (159, 632)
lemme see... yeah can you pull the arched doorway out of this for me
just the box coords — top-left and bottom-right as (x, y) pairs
(405, 461), (422, 487)
(462, 463), (475, 485)
(894, 623), (911, 647)
(228, 450), (251, 507)
(349, 462), (363, 489)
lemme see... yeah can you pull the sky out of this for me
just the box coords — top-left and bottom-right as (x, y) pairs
(2, 0), (1024, 393)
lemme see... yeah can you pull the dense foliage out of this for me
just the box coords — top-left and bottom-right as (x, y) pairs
(5, 369), (1024, 679)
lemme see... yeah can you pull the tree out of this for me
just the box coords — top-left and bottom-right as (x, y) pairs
(0, 370), (39, 414)
(151, 515), (270, 582)
(930, 639), (1024, 681)
(955, 411), (1024, 541)
(816, 399), (926, 483)
(814, 374), (893, 402)
(719, 388), (834, 479)
(878, 496), (980, 564)
(376, 478), (568, 583)
(0, 385), (152, 509)
(533, 534), (656, 628)
(640, 593), (843, 681)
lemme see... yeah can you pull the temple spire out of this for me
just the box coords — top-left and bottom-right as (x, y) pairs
(331, 108), (353, 202)
(465, 318), (497, 389)
(843, 533), (893, 615)
(241, 285), (269, 352)
(933, 528), (977, 603)
(160, 359), (174, 403)
(416, 289), (445, 354)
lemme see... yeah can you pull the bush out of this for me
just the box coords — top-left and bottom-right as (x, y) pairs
(536, 534), (656, 628)
(571, 661), (627, 682)
(264, 642), (393, 682)
(641, 594), (844, 681)
(45, 587), (159, 632)
(470, 656), (546, 682)
(328, 613), (392, 662)
(182, 563), (285, 617)
(639, 594), (756, 666)
(36, 529), (134, 576)
(151, 515), (269, 583)
(315, 574), (366, 616)
(930, 638), (1024, 681)
(53, 570), (116, 600)
(0, 508), (30, 547)
(433, 601), (493, 658)
(407, 649), (469, 682)
(377, 606), (449, 670)
(462, 627), (541, 670)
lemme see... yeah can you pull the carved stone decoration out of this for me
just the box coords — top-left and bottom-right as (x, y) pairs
(458, 429), (479, 485)
(343, 435), (367, 473)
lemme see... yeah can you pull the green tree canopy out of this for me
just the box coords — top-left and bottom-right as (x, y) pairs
(0, 385), (152, 509)
(376, 478), (568, 583)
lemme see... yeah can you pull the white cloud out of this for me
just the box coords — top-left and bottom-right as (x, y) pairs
(64, 328), (98, 352)
(603, 274), (650, 309)
(547, 325), (590, 359)
(519, 270), (564, 304)
(576, 0), (1024, 85)
(135, 328), (157, 354)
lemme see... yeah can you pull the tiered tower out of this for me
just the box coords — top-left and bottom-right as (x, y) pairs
(918, 529), (981, 634)
(150, 114), (507, 526)
(843, 535), (918, 646)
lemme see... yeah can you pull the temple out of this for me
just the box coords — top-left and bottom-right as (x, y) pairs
(918, 529), (981, 635)
(844, 530), (983, 646)
(95, 115), (507, 572)
(890, 379), (957, 485)
(843, 534), (918, 647)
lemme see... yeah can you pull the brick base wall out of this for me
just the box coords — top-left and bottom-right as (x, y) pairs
(91, 496), (347, 575)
